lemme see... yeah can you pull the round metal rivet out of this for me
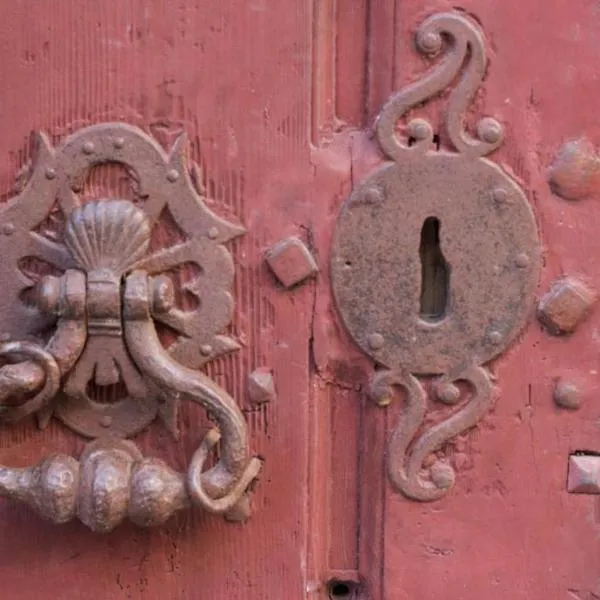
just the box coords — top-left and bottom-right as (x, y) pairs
(200, 344), (213, 356)
(208, 227), (219, 239)
(368, 333), (385, 350)
(488, 330), (502, 344)
(436, 382), (461, 405)
(100, 415), (113, 427)
(553, 380), (581, 409)
(492, 187), (508, 204)
(477, 118), (503, 144)
(167, 169), (180, 182)
(515, 253), (530, 268)
(1, 223), (15, 236)
(419, 31), (442, 54)
(82, 141), (95, 155)
(45, 168), (56, 180)
(408, 118), (431, 141)
(430, 462), (455, 489)
(362, 188), (383, 204)
(113, 137), (125, 149)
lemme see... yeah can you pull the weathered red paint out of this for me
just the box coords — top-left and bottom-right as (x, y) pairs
(0, 1), (598, 599)
(0, 2), (315, 598)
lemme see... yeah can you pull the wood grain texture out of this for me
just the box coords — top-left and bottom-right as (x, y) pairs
(0, 1), (321, 599)
(2, 1), (599, 599)
(313, 1), (600, 598)
(377, 1), (600, 598)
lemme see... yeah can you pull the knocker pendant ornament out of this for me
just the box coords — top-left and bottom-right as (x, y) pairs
(0, 123), (261, 531)
(331, 13), (540, 501)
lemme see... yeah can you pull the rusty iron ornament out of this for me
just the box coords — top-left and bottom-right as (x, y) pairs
(331, 13), (540, 501)
(0, 123), (261, 530)
(548, 138), (600, 201)
(537, 276), (596, 335)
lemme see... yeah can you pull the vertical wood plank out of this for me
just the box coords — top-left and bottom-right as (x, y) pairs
(365, 0), (397, 124)
(335, 1), (369, 128)
(0, 2), (318, 598)
(379, 1), (600, 598)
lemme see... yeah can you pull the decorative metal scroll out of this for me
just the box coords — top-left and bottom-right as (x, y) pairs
(331, 12), (540, 501)
(0, 123), (261, 531)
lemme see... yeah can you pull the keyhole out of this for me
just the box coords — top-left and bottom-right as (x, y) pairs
(419, 217), (450, 322)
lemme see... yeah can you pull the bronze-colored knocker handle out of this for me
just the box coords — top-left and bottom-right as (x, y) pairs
(0, 432), (261, 533)
(0, 120), (264, 534)
(0, 269), (261, 532)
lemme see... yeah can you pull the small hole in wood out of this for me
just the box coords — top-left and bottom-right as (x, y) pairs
(328, 580), (356, 599)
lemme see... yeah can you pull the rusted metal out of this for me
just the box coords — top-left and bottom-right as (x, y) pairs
(548, 138), (600, 201)
(57, 200), (157, 438)
(0, 269), (87, 423)
(434, 381), (461, 405)
(266, 236), (318, 288)
(0, 123), (261, 529)
(332, 146), (539, 376)
(0, 123), (247, 435)
(0, 342), (61, 420)
(332, 12), (540, 501)
(369, 365), (492, 501)
(567, 455), (600, 494)
(553, 379), (582, 410)
(247, 368), (276, 405)
(538, 277), (596, 335)
(0, 436), (236, 532)
(123, 271), (262, 511)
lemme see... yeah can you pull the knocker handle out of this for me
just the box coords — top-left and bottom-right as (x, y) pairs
(0, 432), (261, 533)
(0, 342), (60, 420)
(0, 123), (263, 532)
(0, 270), (261, 532)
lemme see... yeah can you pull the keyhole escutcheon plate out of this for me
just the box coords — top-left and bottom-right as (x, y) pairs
(330, 11), (541, 503)
(331, 153), (540, 375)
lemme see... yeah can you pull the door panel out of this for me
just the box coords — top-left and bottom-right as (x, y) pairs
(0, 2), (315, 598)
(0, 1), (598, 599)
(311, 2), (600, 599)
(383, 2), (600, 598)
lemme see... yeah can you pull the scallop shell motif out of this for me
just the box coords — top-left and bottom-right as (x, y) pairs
(64, 200), (151, 275)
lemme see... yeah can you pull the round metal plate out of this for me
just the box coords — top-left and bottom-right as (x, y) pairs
(331, 153), (540, 375)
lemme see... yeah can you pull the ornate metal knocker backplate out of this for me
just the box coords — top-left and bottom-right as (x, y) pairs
(0, 123), (261, 531)
(331, 13), (540, 501)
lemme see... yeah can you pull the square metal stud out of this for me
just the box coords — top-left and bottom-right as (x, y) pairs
(567, 454), (600, 494)
(538, 278), (596, 335)
(265, 236), (318, 288)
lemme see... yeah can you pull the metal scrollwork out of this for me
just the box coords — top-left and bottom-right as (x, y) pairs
(376, 12), (504, 160)
(369, 366), (493, 501)
(331, 13), (540, 501)
(0, 123), (261, 531)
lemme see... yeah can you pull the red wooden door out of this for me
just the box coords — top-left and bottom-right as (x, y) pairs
(0, 2), (315, 598)
(0, 2), (598, 600)
(310, 2), (600, 599)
